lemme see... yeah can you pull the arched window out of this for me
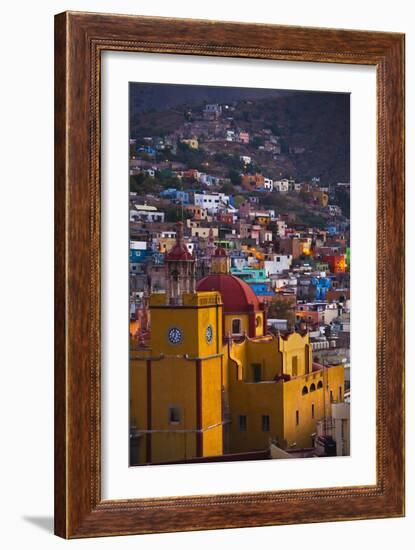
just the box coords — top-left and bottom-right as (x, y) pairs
(302, 386), (308, 395)
(317, 380), (323, 389)
(255, 315), (262, 327)
(310, 383), (316, 393)
(292, 356), (298, 377)
(232, 318), (241, 334)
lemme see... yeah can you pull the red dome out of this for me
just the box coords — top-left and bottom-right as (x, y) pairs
(197, 273), (259, 313)
(165, 243), (193, 261)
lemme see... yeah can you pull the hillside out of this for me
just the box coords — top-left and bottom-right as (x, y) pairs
(129, 84), (350, 184)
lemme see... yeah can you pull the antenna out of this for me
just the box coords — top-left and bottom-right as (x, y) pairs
(180, 173), (184, 223)
(181, 189), (184, 223)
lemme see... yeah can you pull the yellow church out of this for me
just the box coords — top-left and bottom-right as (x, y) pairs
(130, 223), (345, 465)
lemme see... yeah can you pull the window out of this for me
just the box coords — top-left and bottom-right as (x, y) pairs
(311, 403), (315, 419)
(168, 406), (181, 424)
(302, 386), (308, 395)
(295, 410), (300, 426)
(262, 415), (270, 432)
(252, 363), (262, 382)
(292, 356), (298, 377)
(238, 415), (247, 431)
(232, 318), (241, 334)
(317, 380), (323, 389)
(330, 390), (334, 403)
(310, 383), (316, 392)
(339, 386), (342, 401)
(255, 315), (262, 327)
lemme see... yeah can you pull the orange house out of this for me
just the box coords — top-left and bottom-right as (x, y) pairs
(323, 255), (346, 274)
(241, 174), (265, 191)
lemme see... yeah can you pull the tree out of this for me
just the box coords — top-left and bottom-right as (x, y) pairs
(245, 162), (258, 175)
(334, 188), (350, 218)
(241, 110), (251, 122)
(164, 206), (192, 223)
(233, 195), (245, 208)
(130, 174), (157, 194)
(252, 135), (265, 148)
(296, 212), (326, 229)
(228, 169), (242, 185)
(268, 300), (295, 327)
(220, 182), (236, 195)
(279, 137), (289, 154)
(270, 123), (282, 136)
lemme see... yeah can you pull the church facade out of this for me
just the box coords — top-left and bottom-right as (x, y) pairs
(130, 223), (345, 465)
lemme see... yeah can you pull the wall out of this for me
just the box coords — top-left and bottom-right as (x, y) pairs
(1, 0), (413, 549)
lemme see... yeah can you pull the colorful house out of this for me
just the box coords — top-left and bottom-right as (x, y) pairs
(241, 173), (265, 192)
(230, 266), (274, 301)
(323, 254), (346, 274)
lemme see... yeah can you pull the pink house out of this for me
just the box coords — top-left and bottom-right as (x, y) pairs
(238, 131), (250, 144)
(238, 201), (252, 218)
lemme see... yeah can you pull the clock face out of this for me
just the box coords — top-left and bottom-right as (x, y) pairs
(205, 324), (214, 344)
(168, 327), (182, 345)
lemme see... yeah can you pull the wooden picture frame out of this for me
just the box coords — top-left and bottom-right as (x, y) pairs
(54, 11), (405, 538)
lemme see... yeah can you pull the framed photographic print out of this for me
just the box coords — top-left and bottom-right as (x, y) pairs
(54, 11), (405, 538)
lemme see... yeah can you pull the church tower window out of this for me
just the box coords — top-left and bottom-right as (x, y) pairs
(165, 222), (196, 305)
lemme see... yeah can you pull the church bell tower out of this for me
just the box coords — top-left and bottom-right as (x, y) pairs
(165, 222), (196, 305)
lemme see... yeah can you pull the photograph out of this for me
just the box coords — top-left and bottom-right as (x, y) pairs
(128, 82), (351, 466)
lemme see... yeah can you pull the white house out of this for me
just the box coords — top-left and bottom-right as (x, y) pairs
(203, 104), (222, 119)
(262, 230), (273, 242)
(240, 155), (252, 165)
(231, 257), (248, 270)
(191, 226), (219, 239)
(161, 230), (176, 239)
(263, 177), (274, 191)
(275, 219), (287, 237)
(194, 192), (229, 214)
(328, 204), (342, 216)
(199, 173), (221, 186)
(248, 209), (276, 222)
(264, 254), (293, 276)
(274, 179), (290, 192)
(271, 275), (297, 290)
(130, 204), (165, 223)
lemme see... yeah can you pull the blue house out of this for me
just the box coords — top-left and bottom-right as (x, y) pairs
(159, 188), (190, 204)
(160, 188), (177, 198)
(230, 267), (274, 298)
(175, 190), (190, 204)
(137, 145), (156, 156)
(326, 224), (338, 236)
(129, 248), (151, 263)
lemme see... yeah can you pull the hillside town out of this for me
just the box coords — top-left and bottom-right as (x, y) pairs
(129, 91), (350, 465)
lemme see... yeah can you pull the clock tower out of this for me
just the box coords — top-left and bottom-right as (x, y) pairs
(130, 227), (225, 464)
